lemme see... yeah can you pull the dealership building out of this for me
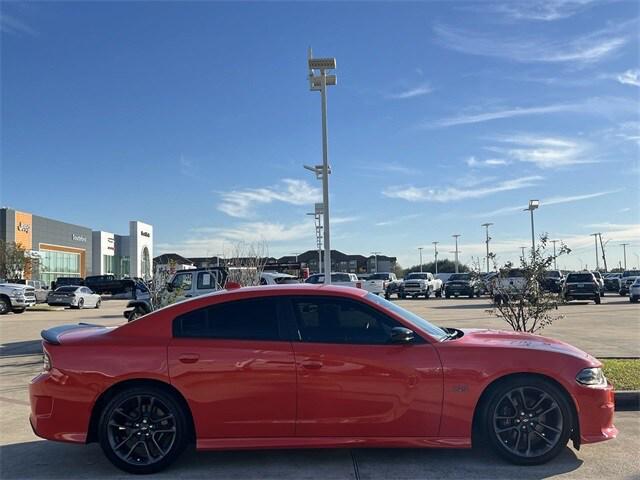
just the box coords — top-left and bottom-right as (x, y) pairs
(0, 208), (153, 286)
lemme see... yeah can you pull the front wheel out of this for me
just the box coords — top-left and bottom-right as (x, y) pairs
(594, 296), (601, 304)
(98, 386), (188, 474)
(484, 378), (572, 465)
(0, 298), (10, 315)
(12, 308), (26, 314)
(95, 299), (102, 309)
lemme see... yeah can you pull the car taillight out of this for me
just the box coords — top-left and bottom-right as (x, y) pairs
(356, 282), (362, 289)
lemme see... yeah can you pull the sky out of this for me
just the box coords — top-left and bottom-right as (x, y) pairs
(1, 0), (639, 271)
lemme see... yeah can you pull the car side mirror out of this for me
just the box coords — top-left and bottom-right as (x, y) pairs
(390, 327), (415, 344)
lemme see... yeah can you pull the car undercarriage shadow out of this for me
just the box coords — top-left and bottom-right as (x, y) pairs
(0, 440), (583, 480)
(0, 340), (42, 357)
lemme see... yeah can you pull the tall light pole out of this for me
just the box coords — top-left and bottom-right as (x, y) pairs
(621, 243), (629, 270)
(418, 247), (424, 272)
(432, 241), (439, 275)
(520, 246), (527, 262)
(524, 200), (539, 259)
(481, 223), (493, 273)
(590, 233), (600, 271)
(307, 48), (336, 284)
(551, 240), (559, 270)
(371, 251), (381, 273)
(452, 234), (461, 273)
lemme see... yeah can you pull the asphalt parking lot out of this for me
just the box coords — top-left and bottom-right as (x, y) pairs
(0, 296), (638, 479)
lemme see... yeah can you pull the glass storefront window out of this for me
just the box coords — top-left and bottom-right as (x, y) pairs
(39, 249), (81, 288)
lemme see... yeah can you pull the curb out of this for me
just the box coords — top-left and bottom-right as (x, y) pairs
(615, 391), (640, 411)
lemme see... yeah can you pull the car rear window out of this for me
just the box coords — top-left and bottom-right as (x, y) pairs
(449, 274), (470, 281)
(173, 297), (282, 341)
(369, 273), (390, 280)
(55, 286), (78, 292)
(566, 273), (594, 282)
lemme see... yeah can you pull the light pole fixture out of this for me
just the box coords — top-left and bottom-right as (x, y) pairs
(621, 243), (629, 270)
(371, 251), (382, 274)
(524, 200), (539, 259)
(551, 240), (559, 270)
(452, 234), (461, 273)
(307, 47), (337, 284)
(432, 242), (439, 275)
(481, 223), (493, 273)
(520, 246), (527, 262)
(306, 211), (323, 274)
(590, 233), (600, 271)
(418, 247), (424, 272)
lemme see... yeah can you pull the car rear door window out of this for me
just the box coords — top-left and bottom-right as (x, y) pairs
(290, 297), (401, 345)
(173, 297), (283, 341)
(197, 271), (219, 290)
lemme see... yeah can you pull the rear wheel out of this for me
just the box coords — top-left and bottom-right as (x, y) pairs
(77, 298), (85, 309)
(95, 299), (102, 309)
(594, 296), (601, 305)
(98, 386), (188, 474)
(484, 377), (572, 465)
(12, 308), (25, 314)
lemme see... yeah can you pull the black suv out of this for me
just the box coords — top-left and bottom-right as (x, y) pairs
(563, 272), (600, 304)
(444, 273), (480, 299)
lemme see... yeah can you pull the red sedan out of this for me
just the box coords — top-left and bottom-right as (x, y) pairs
(30, 285), (617, 474)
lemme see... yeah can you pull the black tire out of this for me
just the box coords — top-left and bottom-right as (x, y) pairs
(494, 296), (501, 306)
(0, 298), (9, 315)
(425, 289), (431, 299)
(594, 296), (601, 305)
(630, 297), (638, 303)
(445, 293), (450, 299)
(95, 299), (102, 309)
(435, 289), (442, 298)
(75, 298), (84, 310)
(468, 291), (474, 299)
(483, 377), (573, 465)
(98, 385), (188, 474)
(12, 308), (26, 314)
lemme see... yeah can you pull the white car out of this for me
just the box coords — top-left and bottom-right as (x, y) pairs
(260, 272), (300, 285)
(630, 278), (640, 303)
(363, 272), (397, 295)
(305, 272), (362, 288)
(47, 286), (102, 309)
(0, 283), (36, 314)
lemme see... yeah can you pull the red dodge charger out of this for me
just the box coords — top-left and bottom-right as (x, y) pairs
(30, 285), (617, 474)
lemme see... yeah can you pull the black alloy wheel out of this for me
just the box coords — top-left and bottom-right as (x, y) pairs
(0, 298), (9, 315)
(485, 378), (572, 465)
(99, 386), (188, 474)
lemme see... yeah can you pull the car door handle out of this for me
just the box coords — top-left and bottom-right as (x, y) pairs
(301, 360), (323, 370)
(178, 354), (200, 364)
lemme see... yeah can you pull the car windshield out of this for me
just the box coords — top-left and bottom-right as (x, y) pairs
(55, 286), (78, 292)
(623, 270), (640, 277)
(449, 274), (470, 281)
(566, 273), (594, 282)
(369, 273), (389, 280)
(366, 293), (449, 341)
(406, 273), (429, 280)
(546, 271), (561, 278)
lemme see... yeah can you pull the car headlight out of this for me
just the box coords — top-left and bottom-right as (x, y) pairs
(43, 352), (51, 372)
(576, 367), (606, 387)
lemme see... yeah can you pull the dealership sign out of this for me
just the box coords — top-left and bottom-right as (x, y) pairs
(140, 231), (151, 238)
(72, 234), (87, 243)
(17, 222), (31, 233)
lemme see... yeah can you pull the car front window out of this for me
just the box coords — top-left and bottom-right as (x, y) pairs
(365, 293), (448, 341)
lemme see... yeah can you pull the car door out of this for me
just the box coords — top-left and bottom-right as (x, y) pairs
(170, 271), (194, 301)
(168, 296), (297, 439)
(80, 287), (93, 306)
(287, 295), (443, 437)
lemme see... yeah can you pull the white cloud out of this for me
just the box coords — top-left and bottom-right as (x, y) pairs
(487, 135), (593, 168)
(473, 189), (621, 218)
(490, 0), (603, 21)
(217, 179), (321, 218)
(0, 14), (38, 36)
(387, 83), (433, 99)
(433, 22), (628, 64)
(617, 69), (640, 87)
(426, 97), (636, 128)
(360, 162), (419, 175)
(375, 213), (422, 227)
(466, 156), (509, 168)
(382, 176), (542, 203)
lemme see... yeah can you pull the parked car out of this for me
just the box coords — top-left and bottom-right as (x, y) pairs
(590, 271), (605, 297)
(619, 270), (640, 295)
(32, 285), (617, 474)
(84, 275), (131, 295)
(492, 269), (527, 305)
(444, 273), (481, 299)
(47, 286), (102, 309)
(541, 270), (564, 293)
(26, 280), (50, 303)
(305, 272), (361, 288)
(0, 282), (36, 314)
(478, 272), (498, 296)
(603, 273), (622, 293)
(260, 272), (300, 285)
(166, 267), (229, 302)
(401, 272), (443, 299)
(562, 272), (600, 304)
(629, 278), (640, 303)
(363, 272), (398, 296)
(51, 276), (84, 290)
(384, 276), (404, 299)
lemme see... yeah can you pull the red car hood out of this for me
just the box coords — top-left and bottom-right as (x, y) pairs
(456, 328), (598, 363)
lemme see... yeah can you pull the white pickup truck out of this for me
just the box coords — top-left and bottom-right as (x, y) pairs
(401, 272), (443, 299)
(363, 272), (398, 295)
(492, 268), (527, 305)
(305, 272), (362, 289)
(0, 282), (37, 314)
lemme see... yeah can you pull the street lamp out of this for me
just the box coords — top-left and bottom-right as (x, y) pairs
(306, 211), (323, 273)
(452, 235), (461, 273)
(307, 48), (337, 284)
(620, 243), (629, 270)
(432, 242), (439, 275)
(551, 240), (559, 270)
(481, 223), (493, 273)
(418, 247), (424, 272)
(524, 200), (539, 259)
